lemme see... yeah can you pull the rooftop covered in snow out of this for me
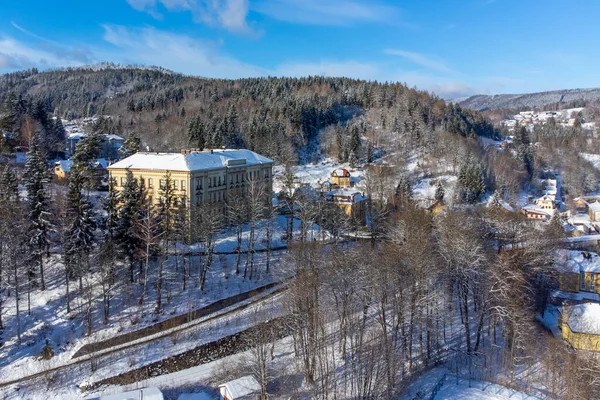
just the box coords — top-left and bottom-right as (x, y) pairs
(218, 375), (261, 400)
(555, 250), (600, 274)
(108, 149), (273, 172)
(563, 303), (600, 335)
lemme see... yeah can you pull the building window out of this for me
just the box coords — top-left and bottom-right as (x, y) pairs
(581, 271), (586, 290)
(174, 180), (179, 189)
(197, 179), (202, 190)
(148, 178), (153, 188)
(160, 179), (166, 189)
(120, 177), (125, 186)
(181, 180), (186, 190)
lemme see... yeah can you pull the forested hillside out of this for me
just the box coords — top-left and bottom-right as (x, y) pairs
(0, 65), (496, 162)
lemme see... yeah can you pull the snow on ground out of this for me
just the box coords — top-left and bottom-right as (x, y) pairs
(581, 153), (600, 170)
(272, 158), (367, 194)
(411, 175), (457, 204)
(401, 368), (540, 400)
(0, 211), (328, 391)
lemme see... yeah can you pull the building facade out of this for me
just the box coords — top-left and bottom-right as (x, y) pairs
(107, 149), (273, 214)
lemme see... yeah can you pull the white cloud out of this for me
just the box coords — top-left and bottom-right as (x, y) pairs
(125, 0), (257, 35)
(384, 49), (453, 73)
(0, 35), (94, 71)
(252, 0), (405, 26)
(101, 24), (267, 78)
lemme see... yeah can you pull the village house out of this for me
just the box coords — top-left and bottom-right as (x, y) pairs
(553, 250), (600, 301)
(325, 188), (367, 225)
(67, 133), (124, 160)
(560, 303), (600, 351)
(218, 375), (261, 400)
(107, 149), (273, 216)
(521, 204), (552, 220)
(54, 158), (108, 184)
(330, 168), (351, 187)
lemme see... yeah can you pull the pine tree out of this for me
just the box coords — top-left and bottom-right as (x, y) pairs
(488, 190), (502, 210)
(459, 156), (486, 204)
(24, 134), (53, 293)
(335, 123), (345, 162)
(63, 167), (96, 321)
(350, 125), (361, 154)
(349, 150), (359, 168)
(366, 140), (374, 163)
(115, 170), (144, 282)
(435, 181), (445, 203)
(121, 131), (141, 157)
(155, 171), (179, 313)
(103, 177), (120, 239)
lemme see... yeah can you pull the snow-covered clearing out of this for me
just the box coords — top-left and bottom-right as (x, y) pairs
(272, 158), (367, 194)
(401, 368), (540, 400)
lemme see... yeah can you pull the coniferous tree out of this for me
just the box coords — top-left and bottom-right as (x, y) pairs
(63, 167), (96, 327)
(103, 177), (120, 240)
(458, 156), (486, 204)
(335, 123), (345, 162)
(115, 170), (143, 282)
(155, 171), (178, 313)
(0, 165), (21, 331)
(24, 133), (53, 294)
(435, 181), (445, 203)
(121, 131), (141, 157)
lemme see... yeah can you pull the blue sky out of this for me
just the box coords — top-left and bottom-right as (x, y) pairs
(0, 0), (599, 98)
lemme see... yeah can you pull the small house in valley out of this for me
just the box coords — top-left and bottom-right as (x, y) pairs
(218, 375), (261, 400)
(553, 250), (600, 301)
(326, 188), (367, 225)
(54, 158), (108, 183)
(330, 168), (351, 187)
(561, 303), (600, 351)
(521, 204), (552, 221)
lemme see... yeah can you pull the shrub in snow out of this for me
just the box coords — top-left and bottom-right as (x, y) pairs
(38, 339), (55, 360)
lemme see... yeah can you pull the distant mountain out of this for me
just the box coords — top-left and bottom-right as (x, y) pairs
(455, 88), (600, 111)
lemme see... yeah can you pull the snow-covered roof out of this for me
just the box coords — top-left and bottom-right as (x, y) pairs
(331, 168), (350, 177)
(108, 150), (273, 172)
(326, 188), (367, 204)
(218, 375), (261, 399)
(67, 133), (124, 141)
(589, 202), (600, 213)
(56, 160), (73, 173)
(555, 250), (600, 274)
(91, 387), (164, 400)
(522, 204), (551, 216)
(55, 158), (108, 173)
(564, 303), (600, 335)
(536, 194), (555, 202)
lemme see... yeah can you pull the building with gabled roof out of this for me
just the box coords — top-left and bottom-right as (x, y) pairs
(326, 188), (367, 224)
(561, 302), (600, 351)
(330, 168), (351, 187)
(218, 375), (261, 400)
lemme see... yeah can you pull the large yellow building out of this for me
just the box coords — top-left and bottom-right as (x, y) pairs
(107, 149), (273, 213)
(561, 303), (600, 351)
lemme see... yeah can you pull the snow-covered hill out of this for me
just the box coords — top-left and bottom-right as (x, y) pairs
(453, 88), (600, 111)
